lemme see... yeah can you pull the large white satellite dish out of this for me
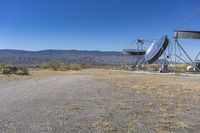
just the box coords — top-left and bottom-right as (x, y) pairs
(145, 35), (169, 64)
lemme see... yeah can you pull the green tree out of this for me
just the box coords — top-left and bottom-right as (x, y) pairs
(48, 60), (61, 70)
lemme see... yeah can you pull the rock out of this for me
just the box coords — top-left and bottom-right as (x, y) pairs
(1, 66), (29, 75)
(2, 66), (17, 75)
(16, 67), (29, 75)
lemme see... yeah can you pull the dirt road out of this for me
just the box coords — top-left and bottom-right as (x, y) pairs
(0, 70), (200, 133)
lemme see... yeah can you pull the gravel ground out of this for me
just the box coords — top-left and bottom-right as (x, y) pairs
(0, 70), (200, 133)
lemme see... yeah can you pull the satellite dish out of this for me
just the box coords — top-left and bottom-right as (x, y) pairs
(145, 35), (169, 64)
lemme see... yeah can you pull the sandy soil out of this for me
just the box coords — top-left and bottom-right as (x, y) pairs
(0, 69), (200, 133)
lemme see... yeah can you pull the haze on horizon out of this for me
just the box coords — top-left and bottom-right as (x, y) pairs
(0, 0), (200, 58)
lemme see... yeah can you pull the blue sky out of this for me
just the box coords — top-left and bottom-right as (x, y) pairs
(0, 0), (200, 57)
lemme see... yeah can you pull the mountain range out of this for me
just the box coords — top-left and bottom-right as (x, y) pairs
(0, 49), (142, 66)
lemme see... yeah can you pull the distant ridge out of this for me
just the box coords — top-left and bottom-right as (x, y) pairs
(0, 49), (137, 66)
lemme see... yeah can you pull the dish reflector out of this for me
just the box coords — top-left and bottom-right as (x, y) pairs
(123, 49), (146, 55)
(174, 30), (200, 39)
(145, 35), (169, 64)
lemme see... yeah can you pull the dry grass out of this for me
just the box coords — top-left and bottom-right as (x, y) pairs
(30, 69), (70, 76)
(0, 68), (84, 81)
(175, 64), (190, 72)
(91, 119), (118, 132)
(0, 68), (124, 81)
(0, 74), (29, 80)
(0, 74), (3, 80)
(95, 71), (200, 132)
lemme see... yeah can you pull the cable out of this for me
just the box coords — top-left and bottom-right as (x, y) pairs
(177, 8), (200, 30)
